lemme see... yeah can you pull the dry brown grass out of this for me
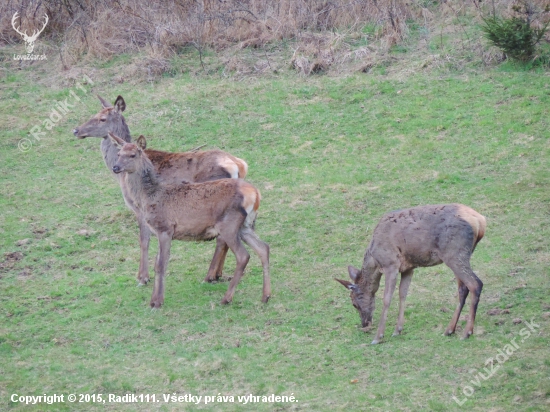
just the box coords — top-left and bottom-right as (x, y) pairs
(2, 1), (546, 79)
(1, 1), (416, 66)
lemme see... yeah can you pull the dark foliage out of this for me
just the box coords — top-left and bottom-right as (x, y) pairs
(481, 16), (548, 62)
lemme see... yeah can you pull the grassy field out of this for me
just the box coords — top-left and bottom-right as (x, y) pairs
(1, 62), (549, 411)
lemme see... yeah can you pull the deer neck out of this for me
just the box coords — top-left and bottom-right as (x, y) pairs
(100, 116), (132, 174)
(358, 252), (380, 295)
(127, 157), (159, 201)
(101, 139), (121, 176)
(111, 115), (132, 142)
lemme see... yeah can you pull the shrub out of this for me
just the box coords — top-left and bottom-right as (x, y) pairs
(481, 16), (548, 61)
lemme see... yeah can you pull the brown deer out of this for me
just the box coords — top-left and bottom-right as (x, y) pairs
(336, 204), (486, 344)
(109, 133), (270, 308)
(73, 95), (247, 285)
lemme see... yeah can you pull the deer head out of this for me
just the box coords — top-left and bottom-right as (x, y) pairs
(73, 95), (127, 139)
(335, 266), (375, 328)
(109, 133), (142, 174)
(12, 12), (48, 54)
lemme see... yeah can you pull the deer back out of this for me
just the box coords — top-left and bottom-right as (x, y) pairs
(368, 204), (486, 272)
(144, 149), (246, 184)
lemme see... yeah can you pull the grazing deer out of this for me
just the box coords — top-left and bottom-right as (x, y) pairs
(336, 204), (486, 344)
(73, 95), (247, 285)
(109, 133), (270, 308)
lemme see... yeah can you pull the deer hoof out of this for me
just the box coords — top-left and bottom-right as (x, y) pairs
(461, 331), (472, 340)
(261, 295), (270, 304)
(221, 297), (232, 305)
(444, 329), (455, 336)
(205, 273), (223, 283)
(371, 339), (379, 345)
(150, 300), (163, 308)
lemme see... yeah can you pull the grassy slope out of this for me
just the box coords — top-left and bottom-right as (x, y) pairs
(0, 65), (549, 411)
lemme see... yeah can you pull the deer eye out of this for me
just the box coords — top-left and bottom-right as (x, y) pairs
(100, 118), (107, 122)
(130, 154), (136, 158)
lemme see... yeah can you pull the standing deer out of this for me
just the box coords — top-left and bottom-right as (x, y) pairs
(73, 95), (248, 285)
(109, 133), (270, 307)
(336, 204), (486, 344)
(11, 12), (49, 54)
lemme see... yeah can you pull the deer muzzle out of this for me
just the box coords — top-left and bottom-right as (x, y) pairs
(73, 128), (87, 138)
(360, 315), (373, 329)
(112, 165), (122, 174)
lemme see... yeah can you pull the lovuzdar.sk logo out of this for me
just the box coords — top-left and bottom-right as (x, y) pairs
(12, 11), (48, 60)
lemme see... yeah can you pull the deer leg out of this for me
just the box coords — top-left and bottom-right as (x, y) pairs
(137, 216), (151, 285)
(150, 231), (172, 308)
(463, 274), (483, 339)
(240, 227), (271, 303)
(214, 242), (229, 280)
(118, 180), (150, 285)
(445, 279), (469, 336)
(444, 255), (483, 339)
(372, 267), (399, 344)
(393, 269), (413, 336)
(220, 234), (250, 305)
(204, 238), (229, 282)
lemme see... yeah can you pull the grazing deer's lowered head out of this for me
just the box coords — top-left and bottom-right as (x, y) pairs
(73, 95), (130, 142)
(336, 267), (375, 329)
(336, 204), (486, 344)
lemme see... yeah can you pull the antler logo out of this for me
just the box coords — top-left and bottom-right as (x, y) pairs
(12, 12), (49, 54)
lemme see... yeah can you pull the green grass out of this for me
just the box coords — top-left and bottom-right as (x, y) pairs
(1, 65), (549, 411)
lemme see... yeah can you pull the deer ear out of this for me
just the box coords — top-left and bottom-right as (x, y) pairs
(348, 266), (361, 282)
(114, 96), (126, 113)
(136, 135), (147, 150)
(108, 132), (125, 148)
(335, 278), (354, 289)
(97, 95), (112, 108)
